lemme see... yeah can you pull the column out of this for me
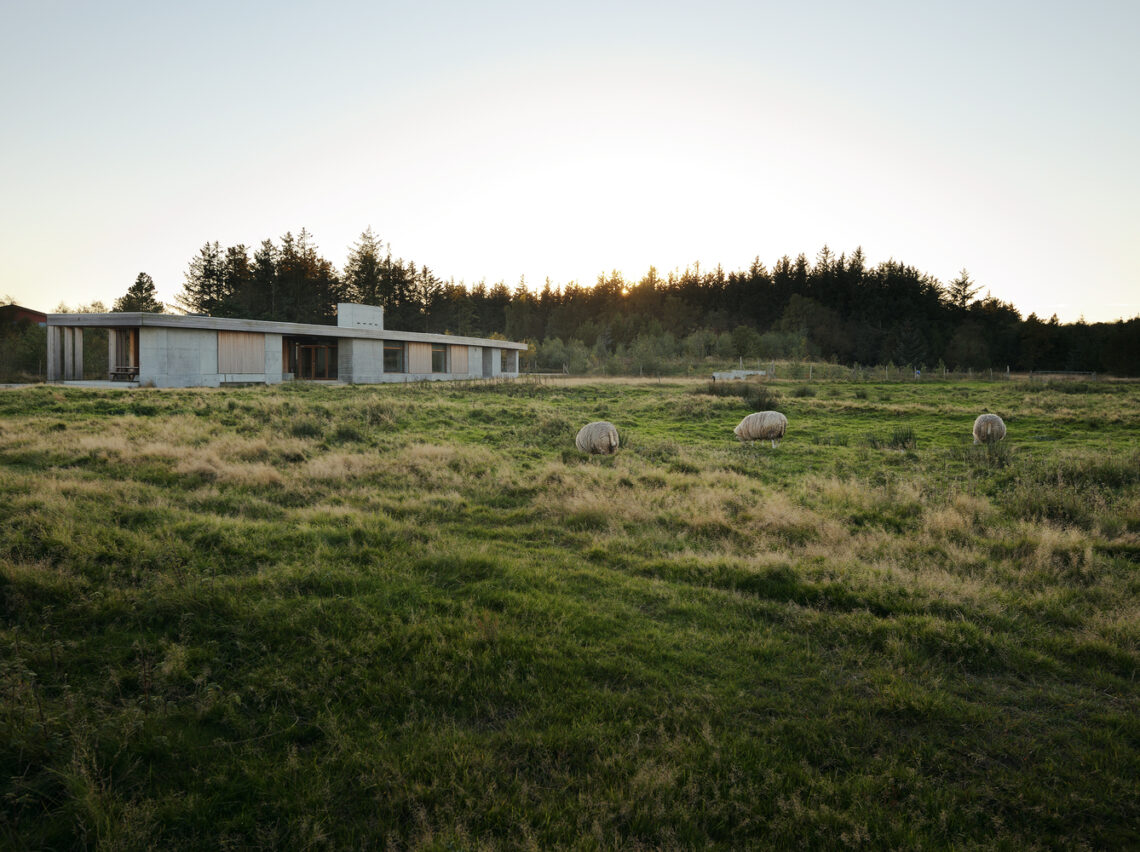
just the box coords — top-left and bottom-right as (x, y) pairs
(108, 329), (118, 378)
(47, 326), (61, 381)
(63, 328), (74, 380)
(70, 328), (84, 379)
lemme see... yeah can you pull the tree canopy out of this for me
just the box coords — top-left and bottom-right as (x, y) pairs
(172, 232), (1140, 375)
(113, 272), (165, 313)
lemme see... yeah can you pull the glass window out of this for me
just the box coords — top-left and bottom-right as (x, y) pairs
(384, 342), (404, 372)
(431, 343), (448, 373)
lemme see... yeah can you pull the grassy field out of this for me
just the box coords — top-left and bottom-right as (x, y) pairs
(2, 377), (1138, 850)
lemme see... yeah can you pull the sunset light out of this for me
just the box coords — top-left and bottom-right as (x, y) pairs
(1, 3), (1137, 323)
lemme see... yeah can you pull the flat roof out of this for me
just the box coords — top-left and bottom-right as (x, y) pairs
(46, 312), (528, 350)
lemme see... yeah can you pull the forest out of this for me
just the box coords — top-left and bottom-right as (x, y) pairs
(4, 228), (1138, 379)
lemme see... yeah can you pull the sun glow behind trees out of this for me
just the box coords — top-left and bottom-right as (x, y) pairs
(168, 230), (1140, 377)
(2, 3), (1137, 323)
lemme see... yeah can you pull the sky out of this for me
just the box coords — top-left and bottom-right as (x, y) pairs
(1, 0), (1138, 323)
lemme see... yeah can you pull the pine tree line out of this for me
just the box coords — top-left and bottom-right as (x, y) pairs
(172, 232), (1140, 375)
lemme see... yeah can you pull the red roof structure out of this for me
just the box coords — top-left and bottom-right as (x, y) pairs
(0, 304), (47, 326)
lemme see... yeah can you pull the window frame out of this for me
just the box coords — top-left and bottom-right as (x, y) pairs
(384, 341), (405, 373)
(431, 343), (448, 373)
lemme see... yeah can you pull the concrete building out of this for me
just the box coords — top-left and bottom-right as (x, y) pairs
(45, 303), (526, 387)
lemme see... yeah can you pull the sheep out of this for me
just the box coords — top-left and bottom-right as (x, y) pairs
(576, 421), (620, 455)
(972, 413), (1006, 445)
(734, 411), (787, 448)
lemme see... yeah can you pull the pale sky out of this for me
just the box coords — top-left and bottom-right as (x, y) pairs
(2, 0), (1137, 323)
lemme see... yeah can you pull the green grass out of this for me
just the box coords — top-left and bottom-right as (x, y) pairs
(2, 377), (1139, 849)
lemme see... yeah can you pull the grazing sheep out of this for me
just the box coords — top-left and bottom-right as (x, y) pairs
(576, 421), (620, 455)
(734, 411), (788, 448)
(972, 413), (1006, 445)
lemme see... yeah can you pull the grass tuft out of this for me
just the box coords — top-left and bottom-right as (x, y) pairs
(864, 425), (917, 450)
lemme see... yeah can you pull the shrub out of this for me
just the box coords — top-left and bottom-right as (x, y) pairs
(700, 381), (742, 398)
(813, 434), (849, 447)
(865, 426), (916, 450)
(362, 397), (397, 426)
(698, 381), (780, 412)
(331, 423), (365, 444)
(964, 441), (1012, 469)
(290, 419), (324, 439)
(743, 385), (780, 411)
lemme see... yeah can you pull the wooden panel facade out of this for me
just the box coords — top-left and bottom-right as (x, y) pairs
(450, 345), (468, 374)
(218, 331), (265, 373)
(407, 342), (432, 373)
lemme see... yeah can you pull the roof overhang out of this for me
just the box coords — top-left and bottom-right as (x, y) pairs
(46, 312), (529, 350)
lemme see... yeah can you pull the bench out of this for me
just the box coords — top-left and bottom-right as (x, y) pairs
(110, 366), (139, 381)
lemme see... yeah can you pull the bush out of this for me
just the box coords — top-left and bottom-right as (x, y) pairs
(331, 424), (365, 444)
(813, 434), (849, 447)
(698, 381), (780, 412)
(290, 419), (324, 439)
(362, 397), (397, 426)
(865, 426), (916, 450)
(700, 381), (742, 398)
(964, 441), (1012, 469)
(743, 385), (781, 411)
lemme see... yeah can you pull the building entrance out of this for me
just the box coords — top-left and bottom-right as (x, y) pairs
(284, 337), (338, 380)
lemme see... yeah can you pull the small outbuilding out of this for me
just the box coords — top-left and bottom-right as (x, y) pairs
(1, 304), (47, 327)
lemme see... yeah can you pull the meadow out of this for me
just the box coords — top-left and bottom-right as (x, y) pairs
(1, 376), (1138, 850)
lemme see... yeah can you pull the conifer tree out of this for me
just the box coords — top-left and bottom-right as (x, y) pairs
(344, 227), (385, 306)
(112, 272), (164, 313)
(176, 243), (228, 315)
(250, 239), (279, 320)
(222, 245), (254, 317)
(945, 269), (980, 310)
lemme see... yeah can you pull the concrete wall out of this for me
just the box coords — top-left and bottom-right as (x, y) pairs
(140, 327), (220, 387)
(48, 305), (524, 386)
(264, 334), (284, 384)
(337, 303), (384, 330)
(482, 346), (500, 378)
(334, 338), (519, 384)
(55, 320), (517, 387)
(136, 327), (287, 387)
(46, 326), (60, 380)
(47, 327), (84, 381)
(338, 338), (386, 384)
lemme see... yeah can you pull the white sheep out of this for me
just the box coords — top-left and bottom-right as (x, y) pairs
(734, 411), (788, 448)
(972, 413), (1006, 445)
(576, 421), (620, 455)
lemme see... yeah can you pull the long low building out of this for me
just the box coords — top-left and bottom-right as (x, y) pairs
(46, 303), (527, 387)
